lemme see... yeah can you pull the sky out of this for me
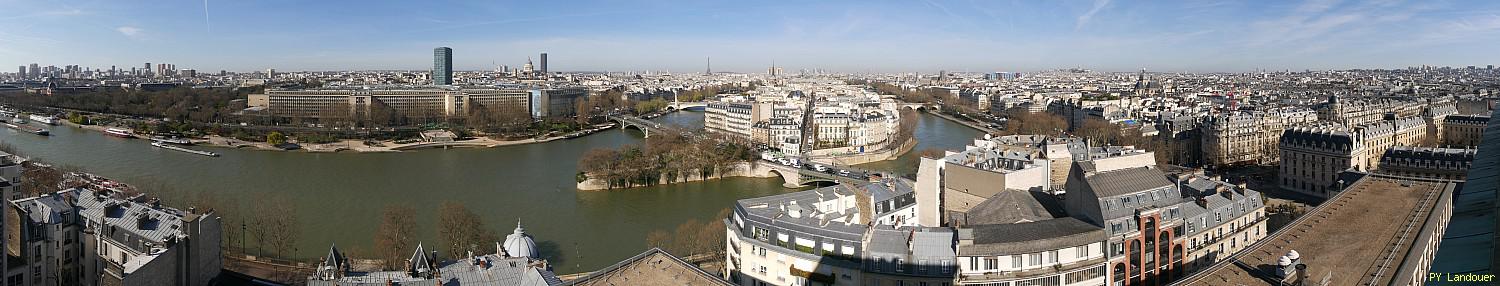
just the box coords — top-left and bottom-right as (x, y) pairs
(2, 0), (1500, 73)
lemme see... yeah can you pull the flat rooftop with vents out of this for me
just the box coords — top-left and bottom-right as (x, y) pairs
(1174, 174), (1457, 286)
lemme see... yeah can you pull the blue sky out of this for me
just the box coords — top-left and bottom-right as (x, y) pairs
(2, 0), (1500, 73)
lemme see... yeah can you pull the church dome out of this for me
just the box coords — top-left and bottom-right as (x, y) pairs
(503, 221), (538, 258)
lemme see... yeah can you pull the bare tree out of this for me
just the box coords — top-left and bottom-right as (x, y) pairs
(437, 201), (496, 259)
(20, 162), (63, 197)
(373, 205), (417, 270)
(698, 208), (730, 255)
(671, 219), (704, 256)
(260, 196), (300, 259)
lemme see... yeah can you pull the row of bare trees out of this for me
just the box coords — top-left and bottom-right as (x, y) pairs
(578, 132), (757, 189)
(141, 182), (302, 261)
(0, 86), (253, 124)
(371, 202), (500, 270)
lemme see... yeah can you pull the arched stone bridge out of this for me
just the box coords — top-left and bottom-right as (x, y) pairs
(607, 114), (666, 138)
(752, 160), (870, 188)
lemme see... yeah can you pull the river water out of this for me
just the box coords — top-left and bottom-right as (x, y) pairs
(0, 110), (981, 273)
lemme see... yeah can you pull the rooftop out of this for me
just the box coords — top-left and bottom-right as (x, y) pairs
(565, 248), (731, 285)
(1083, 166), (1175, 198)
(1176, 175), (1456, 286)
(957, 217), (1105, 256)
(1430, 112), (1500, 275)
(308, 254), (561, 286)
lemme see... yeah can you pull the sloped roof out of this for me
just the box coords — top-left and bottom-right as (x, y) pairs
(958, 217), (1105, 256)
(565, 248), (731, 286)
(1084, 166), (1173, 197)
(955, 190), (1061, 225)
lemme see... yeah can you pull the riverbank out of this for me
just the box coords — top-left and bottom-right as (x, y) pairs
(576, 162), (777, 191)
(923, 109), (1001, 134)
(804, 137), (917, 165)
(58, 120), (619, 153)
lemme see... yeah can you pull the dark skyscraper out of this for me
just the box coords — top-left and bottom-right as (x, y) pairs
(539, 52), (548, 75)
(17, 66), (25, 79)
(433, 47), (453, 85)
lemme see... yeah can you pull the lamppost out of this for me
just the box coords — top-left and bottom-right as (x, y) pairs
(241, 222), (246, 256)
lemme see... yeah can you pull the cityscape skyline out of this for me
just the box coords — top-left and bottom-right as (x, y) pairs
(3, 0), (1500, 73)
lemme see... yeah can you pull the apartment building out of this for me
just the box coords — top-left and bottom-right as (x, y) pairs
(1442, 114), (1490, 147)
(6, 188), (221, 286)
(724, 179), (955, 286)
(1279, 117), (1425, 199)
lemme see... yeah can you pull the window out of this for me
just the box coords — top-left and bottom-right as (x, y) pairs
(1012, 255), (1022, 268)
(985, 257), (998, 270)
(1048, 250), (1058, 263)
(1077, 244), (1089, 258)
(1028, 253), (1041, 265)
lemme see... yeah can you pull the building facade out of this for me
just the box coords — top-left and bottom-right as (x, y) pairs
(1442, 115), (1490, 147)
(1278, 117), (1426, 199)
(433, 47), (453, 85)
(6, 188), (222, 286)
(248, 87), (584, 124)
(724, 179), (956, 286)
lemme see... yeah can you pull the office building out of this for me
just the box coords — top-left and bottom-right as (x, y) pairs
(433, 47), (453, 85)
(539, 53), (548, 75)
(528, 88), (587, 119)
(248, 87), (535, 124)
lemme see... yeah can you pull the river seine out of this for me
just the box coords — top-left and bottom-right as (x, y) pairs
(0, 110), (981, 273)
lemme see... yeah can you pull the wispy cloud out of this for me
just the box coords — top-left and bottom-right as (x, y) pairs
(203, 0), (212, 32)
(0, 8), (87, 20)
(1422, 14), (1500, 42)
(1075, 0), (1112, 31)
(115, 26), (142, 38)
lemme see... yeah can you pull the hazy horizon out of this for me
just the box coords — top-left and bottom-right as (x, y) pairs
(4, 0), (1500, 73)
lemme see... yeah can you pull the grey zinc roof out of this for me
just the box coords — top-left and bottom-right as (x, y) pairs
(866, 228), (909, 256)
(307, 254), (561, 286)
(953, 190), (1061, 226)
(71, 188), (188, 248)
(734, 185), (869, 240)
(1084, 166), (1174, 197)
(911, 228), (957, 259)
(14, 194), (71, 224)
(957, 217), (1105, 256)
